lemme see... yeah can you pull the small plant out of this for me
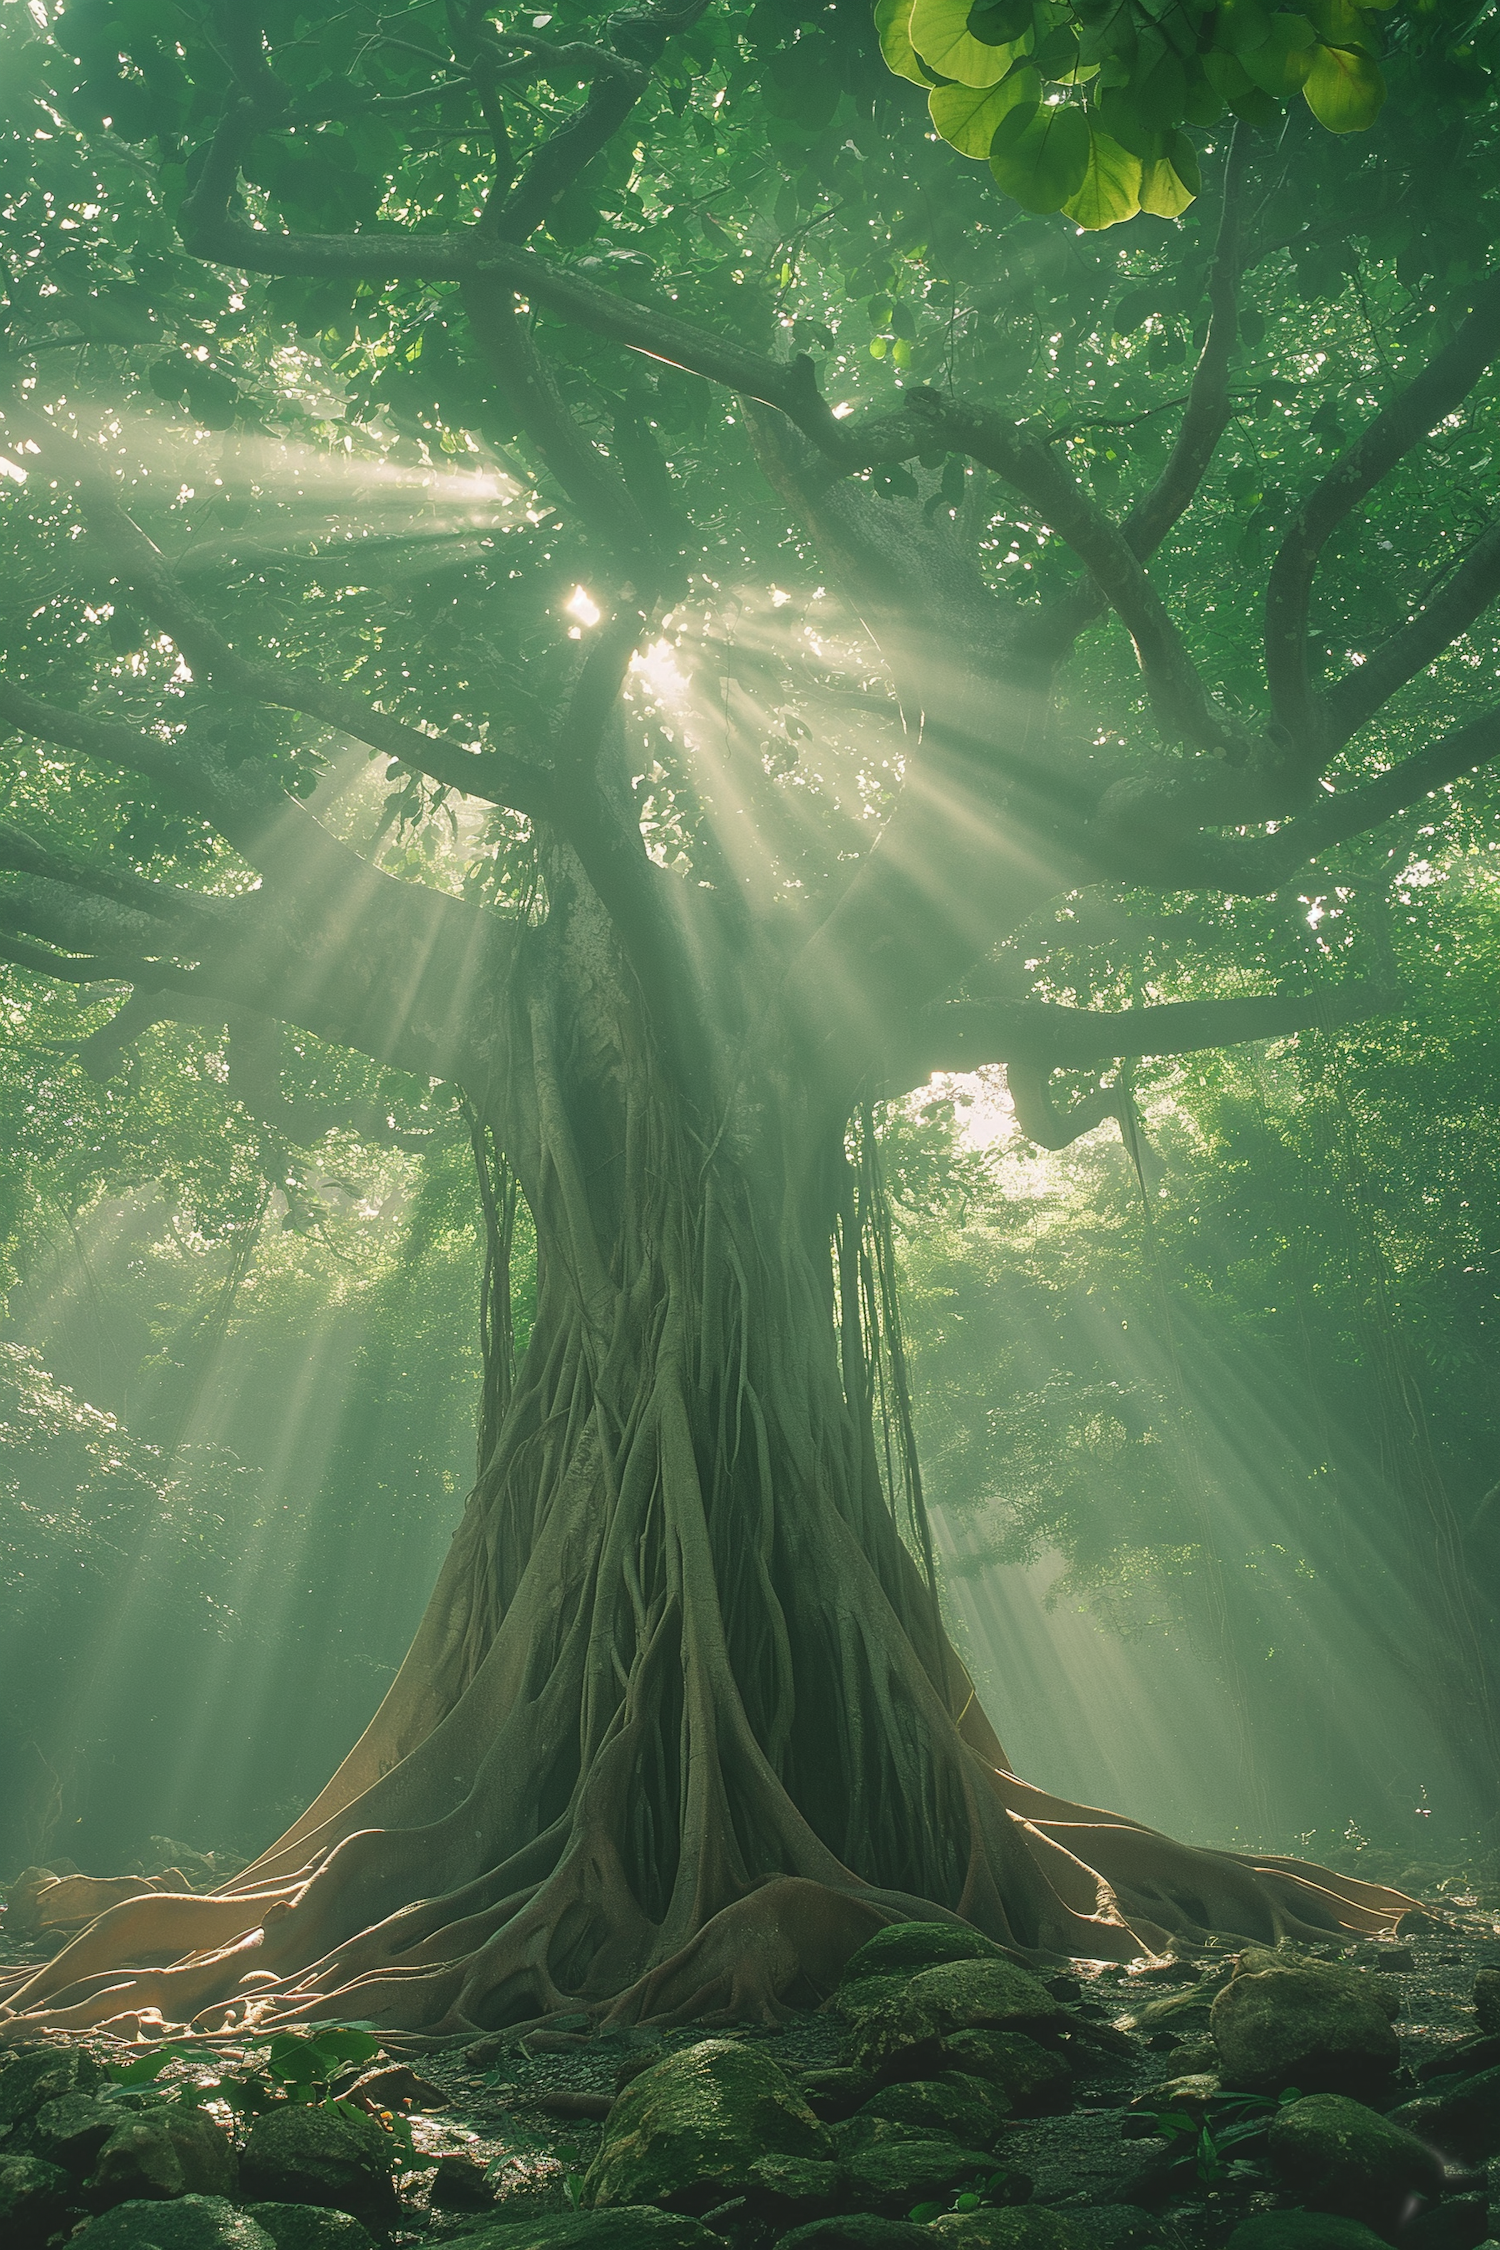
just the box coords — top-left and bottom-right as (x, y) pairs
(106, 2025), (436, 2175)
(1145, 2085), (1301, 2185)
(909, 2166), (1026, 2222)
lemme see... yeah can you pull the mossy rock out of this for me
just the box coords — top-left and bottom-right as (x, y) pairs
(839, 1922), (1011, 1989)
(1267, 2093), (1442, 2227)
(940, 2030), (1073, 2114)
(799, 2066), (880, 2121)
(460, 2210), (721, 2248)
(854, 2071), (1011, 2150)
(239, 2106), (397, 2230)
(744, 2152), (844, 2218)
(243, 2212), (376, 2250)
(1226, 2215), (1388, 2250)
(850, 1960), (1063, 2077)
(928, 2213), (1091, 2248)
(0, 2048), (103, 2131)
(844, 2138), (998, 2210)
(0, 2151), (70, 2250)
(1210, 1955), (1400, 2094)
(837, 1973), (921, 2022)
(72, 2197), (276, 2250)
(1387, 2063), (1500, 2162)
(776, 2219), (936, 2249)
(582, 2038), (832, 2213)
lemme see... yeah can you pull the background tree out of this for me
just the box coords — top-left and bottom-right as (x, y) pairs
(0, 0), (1495, 2039)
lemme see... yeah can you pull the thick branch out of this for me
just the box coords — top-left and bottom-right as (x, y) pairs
(895, 982), (1395, 1089)
(3, 408), (554, 818)
(0, 678), (273, 848)
(1265, 268), (1500, 751)
(1322, 514), (1500, 746)
(1177, 702), (1500, 893)
(0, 817), (234, 930)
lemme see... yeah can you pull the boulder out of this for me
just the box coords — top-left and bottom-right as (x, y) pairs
(1226, 2218), (1388, 2250)
(776, 2219), (935, 2250)
(72, 2195), (276, 2250)
(927, 2214), (1090, 2248)
(939, 2030), (1072, 2113)
(1387, 2067), (1500, 2163)
(799, 2067), (880, 2122)
(849, 1960), (1064, 2078)
(581, 2038), (832, 2213)
(1475, 1970), (1500, 2039)
(837, 1922), (1012, 1997)
(242, 2208), (377, 2250)
(744, 2151), (844, 2218)
(239, 2106), (397, 2230)
(33, 2089), (119, 2171)
(459, 2211), (720, 2248)
(0, 2045), (103, 2130)
(1122, 1990), (1215, 2044)
(89, 2108), (238, 2205)
(1266, 2093), (1443, 2227)
(843, 2138), (1000, 2210)
(852, 2071), (1011, 2149)
(0, 2149), (71, 2249)
(426, 2149), (497, 2208)
(1210, 1953), (1400, 2093)
(1396, 2197), (1491, 2250)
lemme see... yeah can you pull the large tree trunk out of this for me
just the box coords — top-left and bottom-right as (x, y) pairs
(0, 883), (1412, 2044)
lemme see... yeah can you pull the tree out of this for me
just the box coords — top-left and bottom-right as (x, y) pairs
(1, 0), (1495, 2039)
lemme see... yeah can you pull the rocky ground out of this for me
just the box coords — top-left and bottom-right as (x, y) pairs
(2, 1858), (1499, 2250)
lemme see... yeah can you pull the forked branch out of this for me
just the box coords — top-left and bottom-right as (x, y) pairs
(1264, 268), (1500, 753)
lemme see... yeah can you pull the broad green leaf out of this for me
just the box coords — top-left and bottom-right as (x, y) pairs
(1134, 50), (1188, 126)
(1303, 0), (1376, 40)
(1139, 131), (1199, 216)
(1212, 0), (1272, 53)
(876, 0), (938, 88)
(930, 64), (1040, 153)
(1062, 124), (1143, 228)
(1239, 12), (1317, 93)
(989, 99), (1091, 211)
(912, 0), (1029, 84)
(1203, 49), (1256, 95)
(1302, 39), (1385, 127)
(967, 0), (1034, 43)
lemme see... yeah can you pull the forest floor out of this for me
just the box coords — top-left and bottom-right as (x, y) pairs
(379, 1903), (1500, 2247)
(2, 1857), (1498, 2248)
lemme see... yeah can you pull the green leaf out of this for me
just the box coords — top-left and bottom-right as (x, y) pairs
(876, 0), (939, 88)
(989, 99), (1090, 210)
(1301, 39), (1385, 127)
(1134, 49), (1187, 126)
(967, 0), (1034, 43)
(929, 64), (1040, 153)
(912, 0), (1029, 85)
(1139, 127), (1201, 213)
(1213, 0), (1273, 52)
(1239, 12), (1317, 93)
(1061, 123), (1142, 228)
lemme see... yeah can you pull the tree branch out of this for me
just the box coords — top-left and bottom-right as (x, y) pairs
(894, 981), (1396, 1090)
(1321, 514), (1500, 747)
(1264, 267), (1500, 754)
(3, 407), (555, 818)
